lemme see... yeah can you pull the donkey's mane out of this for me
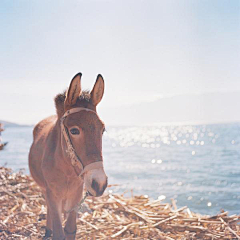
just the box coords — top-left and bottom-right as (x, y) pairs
(54, 90), (91, 117)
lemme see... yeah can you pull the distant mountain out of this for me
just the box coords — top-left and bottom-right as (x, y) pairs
(100, 92), (240, 125)
(0, 120), (30, 128)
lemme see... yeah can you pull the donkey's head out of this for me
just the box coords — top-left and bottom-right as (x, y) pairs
(55, 73), (108, 197)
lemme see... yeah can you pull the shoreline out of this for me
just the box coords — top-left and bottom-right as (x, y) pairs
(0, 167), (240, 239)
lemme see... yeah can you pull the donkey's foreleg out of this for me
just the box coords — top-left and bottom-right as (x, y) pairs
(64, 211), (77, 240)
(46, 189), (65, 240)
(42, 190), (52, 239)
(64, 186), (83, 240)
(43, 204), (52, 239)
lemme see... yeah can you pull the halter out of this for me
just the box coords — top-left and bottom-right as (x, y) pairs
(60, 107), (104, 178)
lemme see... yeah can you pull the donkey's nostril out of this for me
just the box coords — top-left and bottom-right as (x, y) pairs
(91, 179), (100, 194)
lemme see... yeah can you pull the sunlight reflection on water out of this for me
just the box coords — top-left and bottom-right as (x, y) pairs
(103, 123), (240, 215)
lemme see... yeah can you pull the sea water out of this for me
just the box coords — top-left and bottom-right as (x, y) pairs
(1, 123), (240, 215)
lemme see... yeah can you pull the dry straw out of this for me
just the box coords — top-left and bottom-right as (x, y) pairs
(0, 167), (240, 239)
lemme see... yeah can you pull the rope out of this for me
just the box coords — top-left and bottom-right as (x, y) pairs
(66, 191), (89, 214)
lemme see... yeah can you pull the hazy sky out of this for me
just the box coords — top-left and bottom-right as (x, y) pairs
(0, 0), (239, 124)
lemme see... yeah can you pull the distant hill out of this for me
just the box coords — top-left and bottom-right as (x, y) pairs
(0, 120), (30, 128)
(100, 91), (240, 126)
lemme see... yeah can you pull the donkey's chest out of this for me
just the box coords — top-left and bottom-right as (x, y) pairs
(63, 177), (84, 212)
(66, 176), (83, 194)
(44, 167), (83, 198)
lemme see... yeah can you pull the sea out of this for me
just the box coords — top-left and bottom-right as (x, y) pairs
(1, 123), (240, 216)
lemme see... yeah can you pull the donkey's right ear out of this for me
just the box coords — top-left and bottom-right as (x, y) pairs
(64, 73), (82, 110)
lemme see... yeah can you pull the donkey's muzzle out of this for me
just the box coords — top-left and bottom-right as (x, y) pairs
(85, 167), (108, 197)
(91, 178), (108, 197)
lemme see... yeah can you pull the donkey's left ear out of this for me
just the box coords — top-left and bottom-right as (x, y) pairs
(91, 74), (104, 106)
(64, 73), (82, 110)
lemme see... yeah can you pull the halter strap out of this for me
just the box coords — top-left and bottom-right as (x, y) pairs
(60, 107), (104, 178)
(62, 107), (96, 118)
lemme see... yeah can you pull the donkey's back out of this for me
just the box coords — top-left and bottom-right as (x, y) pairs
(29, 115), (57, 189)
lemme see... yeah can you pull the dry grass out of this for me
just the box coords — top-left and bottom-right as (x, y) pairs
(0, 166), (240, 239)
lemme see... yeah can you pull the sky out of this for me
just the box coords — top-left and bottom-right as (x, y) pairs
(0, 0), (239, 125)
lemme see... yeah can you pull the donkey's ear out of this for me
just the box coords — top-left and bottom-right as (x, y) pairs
(64, 73), (82, 110)
(91, 74), (104, 106)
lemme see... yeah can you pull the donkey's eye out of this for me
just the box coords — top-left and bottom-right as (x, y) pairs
(70, 128), (80, 135)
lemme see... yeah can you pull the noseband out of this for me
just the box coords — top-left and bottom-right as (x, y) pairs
(60, 107), (104, 178)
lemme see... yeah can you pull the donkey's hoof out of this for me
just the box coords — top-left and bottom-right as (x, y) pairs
(64, 227), (76, 240)
(43, 227), (52, 239)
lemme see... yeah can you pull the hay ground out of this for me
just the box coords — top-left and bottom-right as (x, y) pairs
(0, 167), (240, 240)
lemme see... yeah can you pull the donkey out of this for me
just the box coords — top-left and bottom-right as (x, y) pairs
(29, 73), (108, 240)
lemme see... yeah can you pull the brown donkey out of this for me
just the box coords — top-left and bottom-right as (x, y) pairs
(29, 73), (108, 240)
